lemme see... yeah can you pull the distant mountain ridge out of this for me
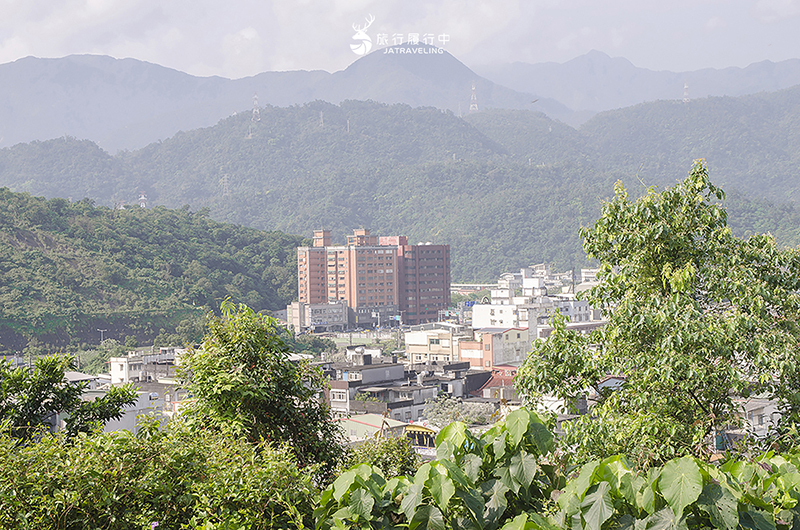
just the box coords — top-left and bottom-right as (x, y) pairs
(475, 50), (800, 114)
(0, 46), (561, 153)
(4, 48), (800, 153)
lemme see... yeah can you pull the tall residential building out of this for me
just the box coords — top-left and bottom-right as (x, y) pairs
(297, 229), (450, 327)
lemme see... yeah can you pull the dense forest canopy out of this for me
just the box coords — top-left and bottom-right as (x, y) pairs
(2, 95), (800, 282)
(0, 188), (305, 351)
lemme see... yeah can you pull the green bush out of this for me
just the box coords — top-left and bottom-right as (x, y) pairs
(0, 419), (317, 529)
(341, 435), (420, 479)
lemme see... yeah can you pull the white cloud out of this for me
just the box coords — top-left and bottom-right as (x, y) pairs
(0, 0), (799, 76)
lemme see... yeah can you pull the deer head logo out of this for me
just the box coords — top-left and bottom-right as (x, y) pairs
(350, 14), (375, 56)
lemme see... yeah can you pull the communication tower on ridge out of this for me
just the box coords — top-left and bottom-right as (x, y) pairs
(220, 174), (231, 197)
(246, 93), (260, 138)
(683, 82), (690, 103)
(252, 93), (260, 122)
(138, 191), (147, 208)
(469, 82), (479, 113)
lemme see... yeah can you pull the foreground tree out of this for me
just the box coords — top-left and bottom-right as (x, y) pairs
(179, 301), (344, 482)
(424, 394), (497, 428)
(517, 161), (800, 465)
(0, 418), (316, 529)
(0, 354), (136, 441)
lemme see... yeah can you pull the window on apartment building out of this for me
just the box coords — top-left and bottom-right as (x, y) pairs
(430, 338), (440, 345)
(517, 333), (521, 339)
(484, 344), (490, 350)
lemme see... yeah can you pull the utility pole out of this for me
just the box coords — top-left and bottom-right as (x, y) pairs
(97, 329), (108, 343)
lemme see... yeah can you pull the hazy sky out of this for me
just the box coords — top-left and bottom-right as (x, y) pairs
(2, 0), (799, 79)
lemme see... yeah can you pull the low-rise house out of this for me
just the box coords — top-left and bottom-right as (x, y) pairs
(406, 360), (492, 399)
(459, 327), (529, 369)
(472, 364), (520, 401)
(405, 322), (472, 363)
(336, 414), (437, 457)
(287, 300), (350, 332)
(354, 383), (438, 422)
(64, 371), (99, 390)
(109, 347), (184, 385)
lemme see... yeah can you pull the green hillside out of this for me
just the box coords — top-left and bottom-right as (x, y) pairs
(581, 85), (800, 202)
(2, 96), (800, 283)
(0, 188), (305, 352)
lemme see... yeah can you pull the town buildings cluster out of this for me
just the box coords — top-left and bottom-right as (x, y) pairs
(288, 228), (450, 330)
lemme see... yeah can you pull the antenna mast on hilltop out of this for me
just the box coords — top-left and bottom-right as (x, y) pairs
(220, 173), (231, 197)
(469, 81), (479, 113)
(683, 82), (690, 103)
(247, 93), (260, 138)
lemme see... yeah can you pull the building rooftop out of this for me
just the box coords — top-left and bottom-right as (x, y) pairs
(64, 371), (97, 382)
(330, 362), (403, 372)
(476, 327), (526, 334)
(336, 413), (408, 430)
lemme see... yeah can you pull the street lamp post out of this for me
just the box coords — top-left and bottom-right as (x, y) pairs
(97, 328), (108, 343)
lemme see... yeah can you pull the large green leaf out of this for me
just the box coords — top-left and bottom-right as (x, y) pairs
(462, 453), (483, 484)
(482, 478), (510, 525)
(659, 456), (702, 520)
(428, 472), (456, 513)
(505, 409), (531, 448)
(581, 481), (614, 530)
(455, 488), (485, 525)
(697, 483), (738, 530)
(332, 469), (357, 502)
(493, 431), (508, 460)
(643, 507), (677, 530)
(495, 464), (518, 494)
(560, 460), (600, 508)
(348, 488), (374, 521)
(509, 449), (539, 489)
(740, 509), (776, 530)
(528, 422), (555, 455)
(436, 421), (468, 449)
(437, 440), (456, 461)
(409, 505), (446, 530)
(527, 513), (564, 530)
(638, 468), (663, 515)
(439, 459), (473, 489)
(500, 514), (529, 530)
(402, 482), (426, 520)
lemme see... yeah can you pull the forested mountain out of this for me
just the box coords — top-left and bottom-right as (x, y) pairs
(6, 48), (798, 153)
(0, 47), (561, 153)
(3, 95), (800, 286)
(580, 86), (800, 204)
(0, 188), (305, 351)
